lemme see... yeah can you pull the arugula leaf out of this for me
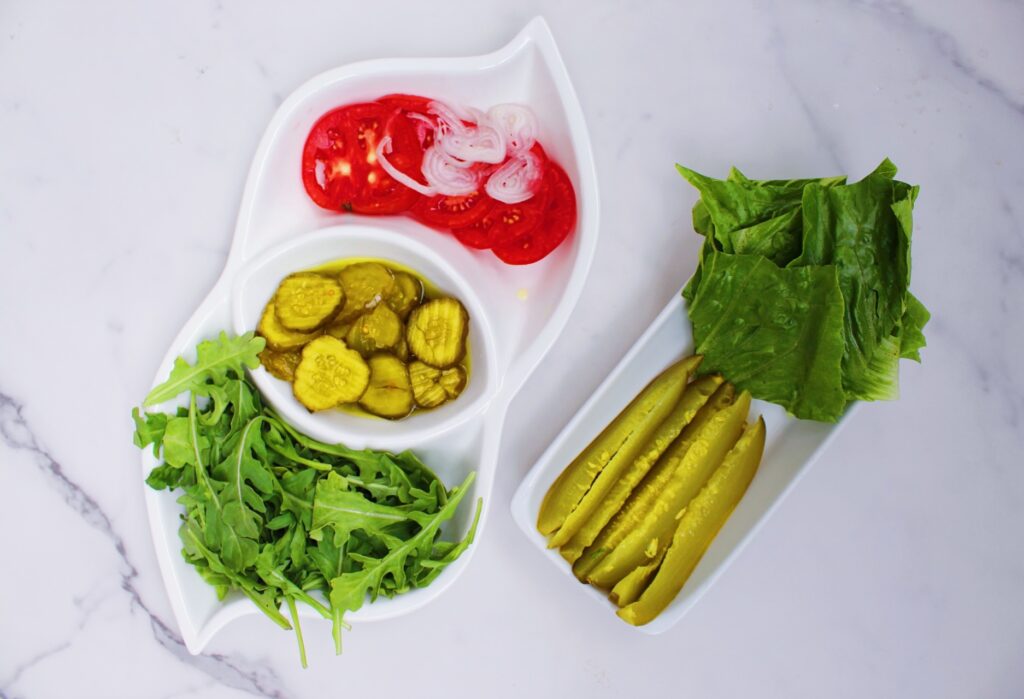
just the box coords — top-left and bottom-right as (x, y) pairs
(132, 409), (167, 456)
(143, 332), (265, 407)
(133, 335), (481, 664)
(327, 472), (478, 627)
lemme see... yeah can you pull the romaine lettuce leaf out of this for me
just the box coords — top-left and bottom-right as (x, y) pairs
(688, 250), (847, 421)
(679, 159), (929, 422)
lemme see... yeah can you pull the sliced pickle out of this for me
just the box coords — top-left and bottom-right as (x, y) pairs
(617, 417), (766, 626)
(345, 304), (403, 356)
(324, 317), (351, 340)
(439, 365), (466, 399)
(273, 273), (344, 331)
(408, 361), (459, 408)
(384, 272), (424, 320)
(394, 336), (410, 362)
(257, 301), (321, 351)
(259, 347), (302, 382)
(359, 354), (414, 419)
(407, 297), (468, 368)
(336, 262), (395, 322)
(292, 336), (370, 411)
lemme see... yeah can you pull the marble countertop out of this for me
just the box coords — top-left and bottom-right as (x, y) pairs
(2, 1), (1022, 697)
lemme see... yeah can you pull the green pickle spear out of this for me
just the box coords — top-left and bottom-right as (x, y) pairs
(584, 390), (751, 589)
(546, 356), (704, 548)
(608, 546), (667, 607)
(572, 382), (737, 581)
(537, 357), (696, 537)
(618, 417), (766, 626)
(558, 374), (723, 563)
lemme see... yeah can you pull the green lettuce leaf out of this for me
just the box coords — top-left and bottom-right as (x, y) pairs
(899, 292), (930, 361)
(680, 159), (929, 420)
(688, 250), (847, 421)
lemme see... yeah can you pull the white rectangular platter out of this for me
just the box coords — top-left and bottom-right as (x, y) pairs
(510, 291), (850, 633)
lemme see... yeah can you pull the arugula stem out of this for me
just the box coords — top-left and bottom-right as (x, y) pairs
(286, 597), (308, 669)
(332, 609), (343, 656)
(239, 588), (292, 630)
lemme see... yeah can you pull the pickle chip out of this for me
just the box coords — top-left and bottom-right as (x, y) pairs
(346, 304), (404, 357)
(407, 297), (469, 368)
(259, 347), (302, 382)
(257, 301), (321, 351)
(273, 273), (344, 331)
(359, 354), (414, 419)
(409, 361), (467, 408)
(324, 317), (351, 340)
(384, 272), (424, 320)
(337, 262), (396, 322)
(394, 336), (410, 362)
(439, 365), (467, 398)
(292, 336), (370, 411)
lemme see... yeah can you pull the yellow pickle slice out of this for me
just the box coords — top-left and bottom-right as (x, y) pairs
(257, 301), (321, 351)
(336, 262), (396, 322)
(359, 354), (414, 419)
(292, 336), (370, 411)
(273, 273), (344, 331)
(259, 347), (302, 382)
(346, 304), (404, 356)
(406, 298), (469, 368)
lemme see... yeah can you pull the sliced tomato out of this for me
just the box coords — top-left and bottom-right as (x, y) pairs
(302, 107), (361, 210)
(412, 190), (494, 228)
(302, 102), (425, 214)
(492, 162), (577, 265)
(450, 166), (551, 250)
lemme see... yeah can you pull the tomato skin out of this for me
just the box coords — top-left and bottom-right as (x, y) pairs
(378, 93), (433, 113)
(492, 162), (577, 265)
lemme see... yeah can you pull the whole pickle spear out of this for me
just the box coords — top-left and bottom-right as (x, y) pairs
(585, 390), (751, 589)
(546, 356), (704, 548)
(537, 357), (696, 536)
(558, 374), (723, 563)
(618, 417), (765, 626)
(572, 382), (736, 581)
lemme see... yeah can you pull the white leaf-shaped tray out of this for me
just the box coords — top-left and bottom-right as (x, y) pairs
(141, 17), (598, 654)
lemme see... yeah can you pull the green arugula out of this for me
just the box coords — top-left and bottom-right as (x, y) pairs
(680, 160), (929, 421)
(133, 333), (482, 666)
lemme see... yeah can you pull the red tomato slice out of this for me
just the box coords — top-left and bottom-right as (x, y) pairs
(302, 102), (424, 214)
(492, 162), (577, 265)
(412, 190), (495, 228)
(450, 190), (548, 250)
(450, 152), (551, 249)
(301, 107), (360, 210)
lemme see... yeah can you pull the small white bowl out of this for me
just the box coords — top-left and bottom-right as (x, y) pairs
(231, 224), (500, 451)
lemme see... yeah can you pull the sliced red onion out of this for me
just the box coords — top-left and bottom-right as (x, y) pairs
(487, 104), (538, 154)
(421, 145), (481, 196)
(485, 149), (544, 204)
(376, 136), (436, 196)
